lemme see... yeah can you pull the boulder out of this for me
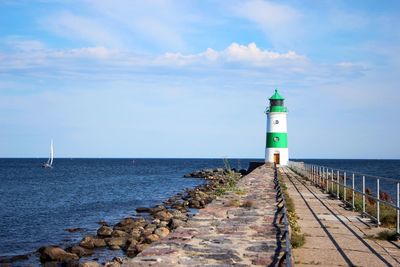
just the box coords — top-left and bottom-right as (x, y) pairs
(170, 210), (187, 221)
(79, 236), (95, 249)
(93, 238), (107, 247)
(111, 230), (129, 238)
(169, 218), (186, 229)
(124, 240), (139, 257)
(153, 210), (173, 221)
(154, 227), (170, 238)
(149, 205), (166, 214)
(38, 246), (79, 262)
(189, 199), (202, 209)
(106, 237), (127, 249)
(129, 227), (143, 241)
(144, 234), (160, 243)
(135, 243), (149, 253)
(66, 246), (93, 257)
(135, 207), (151, 213)
(80, 261), (102, 267)
(97, 225), (113, 237)
(114, 217), (146, 232)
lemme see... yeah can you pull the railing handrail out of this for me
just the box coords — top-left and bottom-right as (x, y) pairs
(289, 160), (399, 183)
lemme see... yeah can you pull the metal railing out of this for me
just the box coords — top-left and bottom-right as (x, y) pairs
(274, 165), (293, 267)
(288, 161), (400, 236)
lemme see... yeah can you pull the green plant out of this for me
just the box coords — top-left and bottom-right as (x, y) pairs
(278, 170), (305, 248)
(376, 229), (398, 241)
(291, 232), (305, 248)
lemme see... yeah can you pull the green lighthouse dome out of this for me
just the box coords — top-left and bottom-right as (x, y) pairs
(267, 89), (287, 113)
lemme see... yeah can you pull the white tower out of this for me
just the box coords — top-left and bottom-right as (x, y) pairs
(265, 89), (288, 165)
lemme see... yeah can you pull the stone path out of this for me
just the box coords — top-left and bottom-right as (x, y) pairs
(281, 167), (400, 267)
(123, 165), (283, 266)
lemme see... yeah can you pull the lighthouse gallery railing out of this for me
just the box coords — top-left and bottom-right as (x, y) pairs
(288, 161), (400, 236)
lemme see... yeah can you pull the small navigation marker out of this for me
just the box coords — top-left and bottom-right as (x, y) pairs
(265, 89), (288, 166)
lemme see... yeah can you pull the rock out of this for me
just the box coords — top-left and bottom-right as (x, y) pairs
(38, 246), (79, 262)
(106, 237), (127, 249)
(159, 221), (168, 227)
(150, 205), (166, 214)
(114, 217), (146, 232)
(145, 234), (160, 243)
(111, 230), (129, 238)
(135, 243), (149, 253)
(124, 240), (139, 257)
(153, 210), (173, 221)
(154, 227), (170, 238)
(66, 246), (93, 257)
(112, 257), (123, 264)
(152, 218), (161, 225)
(170, 210), (187, 221)
(129, 227), (143, 240)
(79, 236), (95, 249)
(97, 225), (113, 237)
(145, 223), (157, 232)
(189, 199), (202, 209)
(66, 228), (82, 233)
(93, 238), (107, 247)
(104, 262), (120, 267)
(169, 218), (186, 229)
(98, 220), (109, 226)
(80, 261), (102, 267)
(135, 207), (151, 213)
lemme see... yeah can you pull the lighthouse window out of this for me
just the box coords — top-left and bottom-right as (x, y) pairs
(274, 120), (279, 124)
(273, 137), (280, 142)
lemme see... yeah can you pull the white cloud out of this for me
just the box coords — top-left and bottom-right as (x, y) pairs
(232, 0), (302, 48)
(0, 41), (365, 87)
(159, 42), (306, 67)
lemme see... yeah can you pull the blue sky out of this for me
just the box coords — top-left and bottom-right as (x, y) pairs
(0, 0), (399, 159)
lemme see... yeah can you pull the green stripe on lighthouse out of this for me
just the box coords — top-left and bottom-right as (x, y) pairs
(266, 133), (288, 148)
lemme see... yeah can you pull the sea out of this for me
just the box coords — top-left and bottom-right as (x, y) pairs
(0, 158), (399, 265)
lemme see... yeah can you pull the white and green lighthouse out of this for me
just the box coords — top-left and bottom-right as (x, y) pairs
(265, 89), (288, 165)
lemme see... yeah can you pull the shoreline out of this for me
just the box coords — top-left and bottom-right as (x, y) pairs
(2, 167), (246, 266)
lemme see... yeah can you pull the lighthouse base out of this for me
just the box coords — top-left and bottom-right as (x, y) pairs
(265, 148), (288, 166)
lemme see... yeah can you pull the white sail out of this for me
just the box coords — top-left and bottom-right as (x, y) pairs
(49, 139), (54, 166)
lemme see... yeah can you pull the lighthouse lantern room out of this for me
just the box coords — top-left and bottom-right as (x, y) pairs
(265, 89), (288, 165)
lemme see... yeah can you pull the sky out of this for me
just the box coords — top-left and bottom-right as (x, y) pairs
(0, 0), (399, 159)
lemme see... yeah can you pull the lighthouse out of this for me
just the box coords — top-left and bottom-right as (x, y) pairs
(265, 89), (288, 165)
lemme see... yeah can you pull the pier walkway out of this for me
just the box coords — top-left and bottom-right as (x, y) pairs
(123, 165), (283, 266)
(281, 167), (400, 267)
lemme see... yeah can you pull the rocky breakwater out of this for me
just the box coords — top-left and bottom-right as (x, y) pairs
(37, 168), (245, 267)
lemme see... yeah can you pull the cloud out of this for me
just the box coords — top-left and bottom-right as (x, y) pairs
(0, 41), (365, 88)
(232, 0), (302, 47)
(159, 43), (306, 67)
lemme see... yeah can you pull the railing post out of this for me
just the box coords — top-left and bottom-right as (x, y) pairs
(326, 167), (329, 193)
(377, 178), (380, 226)
(344, 172), (347, 202)
(352, 173), (355, 210)
(319, 166), (321, 187)
(331, 169), (334, 194)
(337, 170), (340, 199)
(362, 176), (366, 216)
(397, 182), (399, 236)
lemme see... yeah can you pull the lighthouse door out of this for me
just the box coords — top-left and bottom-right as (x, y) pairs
(274, 153), (280, 164)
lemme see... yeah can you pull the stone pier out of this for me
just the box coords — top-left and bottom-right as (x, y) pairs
(123, 165), (283, 266)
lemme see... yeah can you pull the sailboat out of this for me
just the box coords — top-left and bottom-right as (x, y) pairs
(42, 139), (54, 168)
